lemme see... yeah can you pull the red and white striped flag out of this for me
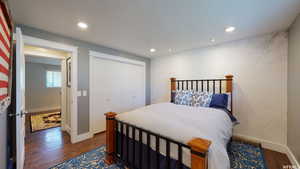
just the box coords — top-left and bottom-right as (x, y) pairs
(0, 6), (10, 101)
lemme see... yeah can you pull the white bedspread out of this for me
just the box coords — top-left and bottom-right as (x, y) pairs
(117, 103), (233, 169)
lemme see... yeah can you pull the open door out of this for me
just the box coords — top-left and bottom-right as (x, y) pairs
(61, 58), (67, 132)
(15, 27), (26, 169)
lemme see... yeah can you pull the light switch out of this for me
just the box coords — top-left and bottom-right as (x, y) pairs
(77, 90), (82, 97)
(83, 90), (87, 96)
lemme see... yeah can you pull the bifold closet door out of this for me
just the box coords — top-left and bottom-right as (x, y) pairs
(90, 56), (145, 134)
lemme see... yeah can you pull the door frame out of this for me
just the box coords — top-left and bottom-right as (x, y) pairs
(60, 58), (68, 134)
(88, 50), (146, 135)
(22, 34), (80, 143)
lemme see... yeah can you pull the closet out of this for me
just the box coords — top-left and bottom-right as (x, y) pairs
(89, 51), (146, 134)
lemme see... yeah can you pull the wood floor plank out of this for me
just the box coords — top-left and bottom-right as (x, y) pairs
(24, 114), (292, 169)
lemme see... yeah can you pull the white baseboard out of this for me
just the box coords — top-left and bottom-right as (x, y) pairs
(234, 134), (299, 168)
(234, 134), (287, 153)
(28, 106), (61, 113)
(71, 132), (93, 144)
(62, 124), (71, 135)
(285, 146), (300, 168)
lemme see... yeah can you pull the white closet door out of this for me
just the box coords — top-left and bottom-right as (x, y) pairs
(90, 54), (145, 134)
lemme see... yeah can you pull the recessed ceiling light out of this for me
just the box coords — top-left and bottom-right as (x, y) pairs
(210, 38), (215, 42)
(77, 22), (88, 29)
(225, 26), (235, 33)
(150, 48), (156, 52)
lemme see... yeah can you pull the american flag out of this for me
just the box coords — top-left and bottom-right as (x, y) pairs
(0, 6), (10, 101)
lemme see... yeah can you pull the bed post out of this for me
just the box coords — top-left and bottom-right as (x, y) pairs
(225, 75), (233, 92)
(188, 138), (212, 169)
(104, 112), (117, 165)
(170, 77), (176, 103)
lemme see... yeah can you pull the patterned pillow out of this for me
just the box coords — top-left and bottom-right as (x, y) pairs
(192, 91), (213, 107)
(174, 90), (193, 106)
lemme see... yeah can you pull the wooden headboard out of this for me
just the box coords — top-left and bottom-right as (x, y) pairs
(170, 75), (234, 113)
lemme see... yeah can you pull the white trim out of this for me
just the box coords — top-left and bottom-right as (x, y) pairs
(60, 59), (67, 134)
(234, 134), (287, 153)
(22, 35), (80, 143)
(89, 50), (146, 67)
(24, 50), (65, 60)
(89, 51), (146, 135)
(89, 54), (93, 135)
(62, 124), (72, 136)
(23, 35), (78, 52)
(234, 134), (300, 167)
(70, 46), (78, 144)
(28, 106), (61, 113)
(72, 132), (93, 143)
(286, 146), (300, 168)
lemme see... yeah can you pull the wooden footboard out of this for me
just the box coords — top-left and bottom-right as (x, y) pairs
(188, 138), (211, 169)
(104, 112), (211, 169)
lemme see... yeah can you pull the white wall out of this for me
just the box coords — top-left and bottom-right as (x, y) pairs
(288, 14), (300, 162)
(151, 32), (288, 145)
(25, 62), (61, 112)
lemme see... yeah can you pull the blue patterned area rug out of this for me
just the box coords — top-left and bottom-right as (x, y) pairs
(50, 141), (267, 169)
(228, 141), (268, 169)
(49, 146), (124, 169)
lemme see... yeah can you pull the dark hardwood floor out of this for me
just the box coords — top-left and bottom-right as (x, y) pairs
(24, 127), (106, 169)
(25, 116), (291, 169)
(25, 113), (105, 169)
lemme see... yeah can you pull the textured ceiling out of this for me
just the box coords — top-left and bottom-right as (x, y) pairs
(10, 0), (300, 57)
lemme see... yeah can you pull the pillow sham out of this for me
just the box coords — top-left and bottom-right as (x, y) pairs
(191, 91), (213, 107)
(174, 90), (193, 106)
(209, 93), (228, 109)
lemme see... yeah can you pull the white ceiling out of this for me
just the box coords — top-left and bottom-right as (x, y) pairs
(10, 0), (300, 57)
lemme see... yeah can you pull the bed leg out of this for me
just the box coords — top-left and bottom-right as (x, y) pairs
(104, 112), (117, 165)
(188, 138), (212, 169)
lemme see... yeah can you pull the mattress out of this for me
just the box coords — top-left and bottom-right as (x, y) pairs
(117, 102), (233, 169)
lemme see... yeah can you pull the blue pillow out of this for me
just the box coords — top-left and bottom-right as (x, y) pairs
(209, 94), (228, 109)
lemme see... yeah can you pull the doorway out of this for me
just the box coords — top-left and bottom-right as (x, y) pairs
(14, 28), (79, 169)
(23, 45), (72, 169)
(22, 34), (79, 143)
(24, 45), (70, 135)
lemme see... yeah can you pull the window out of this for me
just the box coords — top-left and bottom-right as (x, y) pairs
(46, 71), (61, 88)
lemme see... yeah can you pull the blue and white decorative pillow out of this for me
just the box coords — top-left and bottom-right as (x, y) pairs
(192, 91), (213, 107)
(174, 90), (193, 106)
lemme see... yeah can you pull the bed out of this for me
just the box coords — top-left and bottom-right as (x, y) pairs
(104, 75), (234, 169)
